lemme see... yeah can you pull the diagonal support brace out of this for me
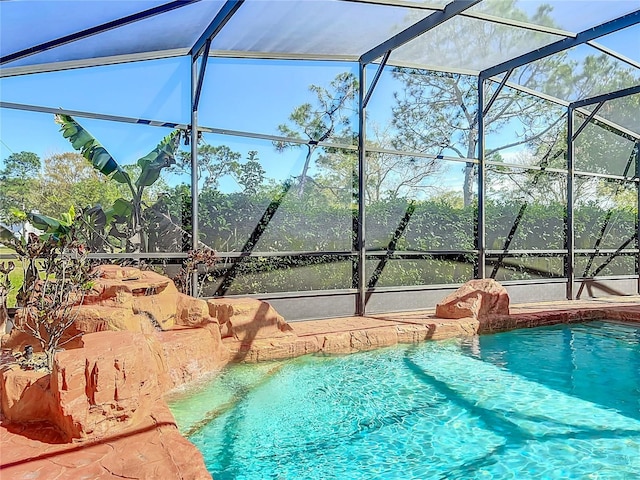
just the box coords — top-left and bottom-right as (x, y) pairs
(482, 68), (513, 116)
(572, 101), (604, 140)
(192, 39), (211, 112)
(362, 50), (391, 110)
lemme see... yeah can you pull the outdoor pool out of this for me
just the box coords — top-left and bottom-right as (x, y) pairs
(168, 321), (640, 479)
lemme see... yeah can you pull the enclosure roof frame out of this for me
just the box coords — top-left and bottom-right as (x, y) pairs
(569, 84), (640, 109)
(480, 9), (640, 79)
(359, 0), (480, 64)
(0, 0), (199, 66)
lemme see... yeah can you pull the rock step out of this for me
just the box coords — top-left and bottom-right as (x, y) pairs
(436, 278), (509, 319)
(207, 298), (294, 341)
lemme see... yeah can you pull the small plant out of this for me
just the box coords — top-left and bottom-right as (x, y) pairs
(0, 260), (14, 334)
(1, 208), (98, 371)
(173, 248), (218, 297)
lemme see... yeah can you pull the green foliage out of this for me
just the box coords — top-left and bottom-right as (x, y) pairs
(184, 181), (639, 293)
(172, 146), (265, 195)
(38, 152), (123, 219)
(485, 199), (564, 251)
(200, 254), (354, 296)
(29, 211), (73, 240)
(195, 184), (352, 253)
(135, 130), (183, 187)
(0, 151), (40, 178)
(54, 114), (183, 252)
(1, 207), (77, 250)
(0, 225), (17, 247)
(0, 254), (22, 309)
(55, 114), (131, 185)
(237, 151), (265, 195)
(190, 185), (477, 292)
(276, 72), (358, 146)
(275, 72), (358, 196)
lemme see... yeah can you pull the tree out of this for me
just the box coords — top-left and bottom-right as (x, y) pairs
(485, 77), (640, 209)
(392, 68), (570, 206)
(38, 152), (122, 219)
(0, 151), (41, 227)
(393, 0), (630, 205)
(275, 72), (358, 197)
(172, 146), (265, 194)
(237, 151), (265, 195)
(173, 144), (240, 191)
(316, 123), (443, 203)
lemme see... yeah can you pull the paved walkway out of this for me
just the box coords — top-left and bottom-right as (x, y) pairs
(0, 405), (212, 479)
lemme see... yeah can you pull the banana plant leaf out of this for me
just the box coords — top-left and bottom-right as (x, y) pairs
(59, 205), (76, 227)
(28, 213), (71, 237)
(55, 114), (132, 185)
(83, 205), (107, 230)
(0, 224), (26, 256)
(0, 224), (17, 246)
(106, 198), (133, 222)
(136, 130), (181, 188)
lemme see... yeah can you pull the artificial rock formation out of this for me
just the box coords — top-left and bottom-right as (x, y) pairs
(0, 401), (213, 480)
(209, 297), (294, 341)
(3, 265), (224, 351)
(77, 265), (182, 332)
(0, 264), (300, 479)
(0, 367), (55, 423)
(435, 278), (510, 319)
(51, 330), (162, 440)
(1, 265), (292, 436)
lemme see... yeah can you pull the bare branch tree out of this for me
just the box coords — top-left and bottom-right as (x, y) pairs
(274, 72), (358, 197)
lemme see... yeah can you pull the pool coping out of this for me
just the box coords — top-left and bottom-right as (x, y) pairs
(221, 296), (640, 363)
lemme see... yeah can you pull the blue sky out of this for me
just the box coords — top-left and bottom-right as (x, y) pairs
(0, 57), (404, 189)
(1, 0), (638, 174)
(0, 20), (637, 195)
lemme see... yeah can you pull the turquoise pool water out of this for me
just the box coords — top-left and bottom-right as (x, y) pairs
(168, 321), (640, 479)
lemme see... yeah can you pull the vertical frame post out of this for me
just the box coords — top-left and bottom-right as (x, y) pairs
(566, 106), (575, 299)
(636, 142), (640, 294)
(190, 55), (200, 296)
(476, 75), (486, 279)
(357, 62), (367, 316)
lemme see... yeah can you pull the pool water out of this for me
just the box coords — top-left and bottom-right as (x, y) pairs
(168, 321), (640, 479)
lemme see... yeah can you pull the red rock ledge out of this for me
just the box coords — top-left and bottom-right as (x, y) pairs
(2, 270), (640, 479)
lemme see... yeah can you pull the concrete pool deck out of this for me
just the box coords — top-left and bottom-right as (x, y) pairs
(2, 295), (640, 479)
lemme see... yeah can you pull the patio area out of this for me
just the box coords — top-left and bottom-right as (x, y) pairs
(3, 295), (640, 479)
